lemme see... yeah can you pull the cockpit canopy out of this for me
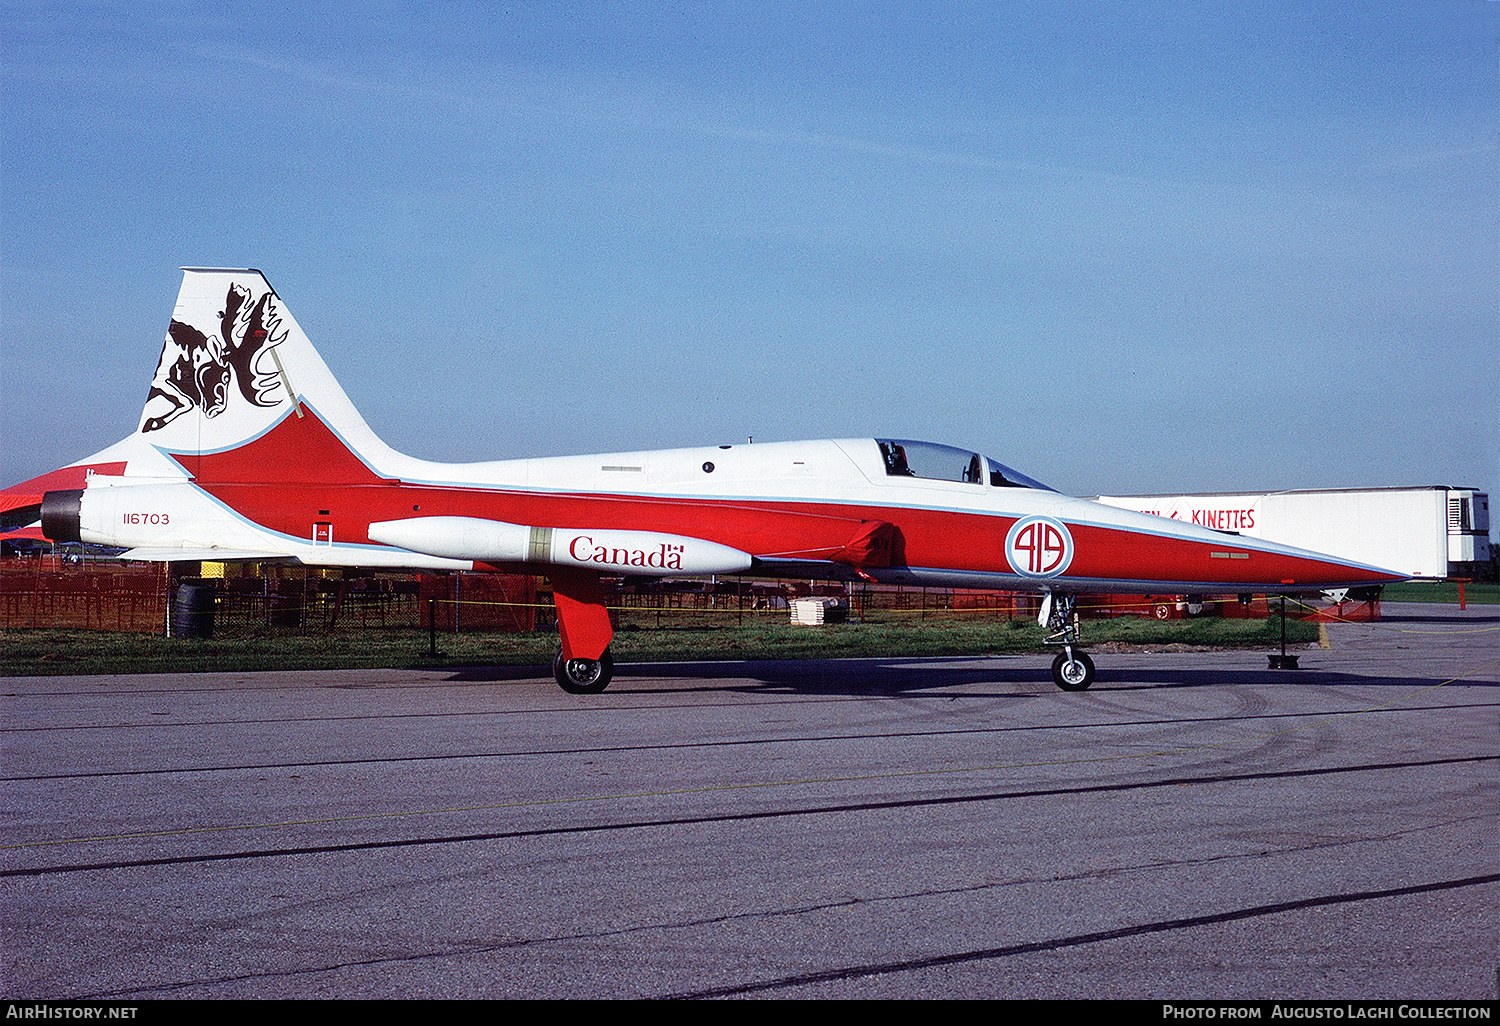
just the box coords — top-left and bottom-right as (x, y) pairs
(876, 439), (1052, 491)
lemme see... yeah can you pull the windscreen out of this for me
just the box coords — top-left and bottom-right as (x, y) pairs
(877, 439), (1051, 490)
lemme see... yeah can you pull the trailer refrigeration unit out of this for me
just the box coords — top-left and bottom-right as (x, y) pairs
(1093, 487), (1491, 582)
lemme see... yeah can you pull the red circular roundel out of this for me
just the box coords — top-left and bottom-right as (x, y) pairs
(1004, 516), (1074, 578)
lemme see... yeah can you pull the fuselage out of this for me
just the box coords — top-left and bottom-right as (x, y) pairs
(61, 404), (1405, 594)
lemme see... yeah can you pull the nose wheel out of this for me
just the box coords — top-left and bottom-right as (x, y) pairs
(1042, 591), (1096, 691)
(554, 647), (613, 694)
(1051, 648), (1096, 691)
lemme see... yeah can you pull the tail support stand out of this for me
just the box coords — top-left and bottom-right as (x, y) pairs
(1267, 594), (1301, 670)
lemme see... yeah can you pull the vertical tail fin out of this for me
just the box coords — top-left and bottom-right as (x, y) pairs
(137, 268), (389, 468)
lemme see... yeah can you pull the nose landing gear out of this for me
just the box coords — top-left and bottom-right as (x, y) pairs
(1041, 591), (1095, 691)
(1051, 648), (1096, 691)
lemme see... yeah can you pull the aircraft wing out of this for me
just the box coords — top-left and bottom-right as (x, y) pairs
(117, 547), (297, 563)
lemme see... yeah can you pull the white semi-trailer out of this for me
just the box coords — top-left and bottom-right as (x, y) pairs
(1093, 487), (1491, 581)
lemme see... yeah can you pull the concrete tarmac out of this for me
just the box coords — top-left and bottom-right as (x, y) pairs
(2, 602), (1495, 999)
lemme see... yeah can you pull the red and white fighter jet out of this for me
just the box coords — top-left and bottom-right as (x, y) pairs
(22, 269), (1405, 692)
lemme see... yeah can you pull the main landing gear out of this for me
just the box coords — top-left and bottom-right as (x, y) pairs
(550, 569), (616, 694)
(554, 646), (614, 694)
(1041, 592), (1096, 692)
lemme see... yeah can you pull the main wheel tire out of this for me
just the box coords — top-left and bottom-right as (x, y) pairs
(554, 647), (614, 694)
(1051, 650), (1096, 691)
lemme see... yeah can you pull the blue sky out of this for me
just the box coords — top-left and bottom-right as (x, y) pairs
(3, 1), (1496, 512)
